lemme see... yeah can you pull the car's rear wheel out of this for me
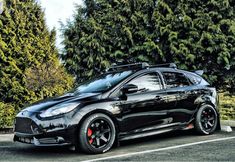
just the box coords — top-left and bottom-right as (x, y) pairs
(195, 105), (218, 135)
(78, 113), (116, 154)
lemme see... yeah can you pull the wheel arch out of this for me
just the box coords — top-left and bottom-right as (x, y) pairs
(74, 108), (120, 148)
(195, 94), (218, 109)
(194, 94), (220, 117)
(77, 109), (120, 132)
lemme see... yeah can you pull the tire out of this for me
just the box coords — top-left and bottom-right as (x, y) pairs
(195, 105), (218, 135)
(78, 113), (116, 154)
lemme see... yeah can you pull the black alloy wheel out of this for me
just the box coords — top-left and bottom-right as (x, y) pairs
(195, 105), (218, 135)
(87, 119), (112, 149)
(78, 113), (116, 154)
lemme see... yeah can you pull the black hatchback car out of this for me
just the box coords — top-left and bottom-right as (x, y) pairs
(14, 63), (220, 154)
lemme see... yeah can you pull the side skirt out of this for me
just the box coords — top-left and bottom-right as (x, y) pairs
(118, 123), (187, 141)
(119, 128), (174, 141)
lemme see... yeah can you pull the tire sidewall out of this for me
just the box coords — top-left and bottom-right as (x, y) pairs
(79, 113), (116, 154)
(196, 105), (218, 135)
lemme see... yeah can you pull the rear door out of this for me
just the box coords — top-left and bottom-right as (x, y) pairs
(161, 71), (196, 123)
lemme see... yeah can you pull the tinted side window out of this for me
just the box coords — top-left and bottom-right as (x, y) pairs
(162, 72), (190, 88)
(128, 73), (162, 92)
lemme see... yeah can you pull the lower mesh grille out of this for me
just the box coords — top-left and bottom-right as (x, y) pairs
(15, 117), (39, 134)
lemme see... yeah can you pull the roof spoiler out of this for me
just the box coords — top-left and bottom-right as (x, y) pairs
(194, 70), (204, 76)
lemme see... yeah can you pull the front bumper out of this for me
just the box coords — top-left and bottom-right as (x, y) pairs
(14, 126), (76, 146)
(13, 111), (81, 146)
(14, 136), (71, 146)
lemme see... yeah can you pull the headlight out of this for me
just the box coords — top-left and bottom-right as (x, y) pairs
(39, 103), (79, 118)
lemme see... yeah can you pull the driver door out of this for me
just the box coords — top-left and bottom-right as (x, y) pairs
(118, 72), (172, 132)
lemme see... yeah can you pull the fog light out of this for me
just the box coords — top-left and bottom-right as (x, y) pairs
(57, 137), (65, 143)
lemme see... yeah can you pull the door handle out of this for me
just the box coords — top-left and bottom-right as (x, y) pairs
(179, 91), (186, 94)
(191, 91), (198, 95)
(155, 96), (164, 101)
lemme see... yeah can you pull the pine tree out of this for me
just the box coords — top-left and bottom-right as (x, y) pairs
(62, 0), (234, 92)
(153, 0), (235, 87)
(0, 0), (73, 127)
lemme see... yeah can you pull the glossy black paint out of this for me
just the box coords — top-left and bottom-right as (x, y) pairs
(14, 67), (219, 147)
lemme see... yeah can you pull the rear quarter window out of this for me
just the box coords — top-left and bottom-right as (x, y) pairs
(186, 73), (202, 85)
(162, 72), (190, 88)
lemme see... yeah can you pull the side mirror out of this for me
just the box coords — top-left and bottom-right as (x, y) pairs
(122, 84), (138, 94)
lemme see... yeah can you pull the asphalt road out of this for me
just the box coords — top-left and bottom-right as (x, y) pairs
(0, 129), (234, 161)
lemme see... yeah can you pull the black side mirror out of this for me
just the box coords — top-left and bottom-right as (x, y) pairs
(122, 84), (138, 94)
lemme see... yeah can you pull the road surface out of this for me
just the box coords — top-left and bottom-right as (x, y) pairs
(0, 129), (234, 161)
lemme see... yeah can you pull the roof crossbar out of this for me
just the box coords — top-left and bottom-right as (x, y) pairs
(106, 62), (177, 72)
(150, 63), (177, 69)
(107, 62), (149, 72)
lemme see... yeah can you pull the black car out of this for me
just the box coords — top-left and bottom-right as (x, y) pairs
(14, 63), (220, 154)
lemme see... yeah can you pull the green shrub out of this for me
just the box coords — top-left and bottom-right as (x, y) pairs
(0, 102), (16, 128)
(219, 93), (235, 120)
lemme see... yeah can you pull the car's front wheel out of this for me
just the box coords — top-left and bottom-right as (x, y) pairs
(195, 105), (218, 135)
(78, 113), (116, 154)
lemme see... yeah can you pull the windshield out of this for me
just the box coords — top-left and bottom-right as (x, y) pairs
(74, 71), (132, 93)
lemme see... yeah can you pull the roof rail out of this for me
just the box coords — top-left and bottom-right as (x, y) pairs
(106, 62), (177, 72)
(107, 62), (149, 72)
(150, 63), (177, 69)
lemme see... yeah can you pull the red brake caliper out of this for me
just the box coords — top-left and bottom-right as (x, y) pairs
(87, 128), (93, 144)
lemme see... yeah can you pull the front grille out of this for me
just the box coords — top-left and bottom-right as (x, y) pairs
(15, 117), (39, 134)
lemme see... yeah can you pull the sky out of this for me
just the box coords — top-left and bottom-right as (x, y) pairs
(39, 0), (83, 50)
(0, 0), (3, 14)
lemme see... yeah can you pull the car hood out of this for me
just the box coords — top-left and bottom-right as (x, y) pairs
(22, 92), (101, 112)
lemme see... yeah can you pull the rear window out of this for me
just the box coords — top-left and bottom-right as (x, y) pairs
(162, 72), (190, 88)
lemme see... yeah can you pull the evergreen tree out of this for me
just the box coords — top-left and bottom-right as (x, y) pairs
(62, 0), (235, 92)
(25, 58), (74, 99)
(0, 0), (73, 126)
(154, 0), (235, 88)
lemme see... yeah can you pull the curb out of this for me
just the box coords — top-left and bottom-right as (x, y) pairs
(0, 128), (13, 134)
(221, 126), (232, 132)
(221, 120), (235, 127)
